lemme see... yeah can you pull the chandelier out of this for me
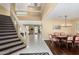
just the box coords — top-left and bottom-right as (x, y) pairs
(61, 15), (72, 27)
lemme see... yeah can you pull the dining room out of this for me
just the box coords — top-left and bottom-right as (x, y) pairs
(43, 3), (79, 55)
(44, 18), (79, 54)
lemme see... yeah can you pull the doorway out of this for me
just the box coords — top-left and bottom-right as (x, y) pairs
(25, 25), (41, 35)
(25, 25), (42, 40)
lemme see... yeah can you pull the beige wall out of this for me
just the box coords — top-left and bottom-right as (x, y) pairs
(42, 3), (57, 19)
(73, 19), (79, 33)
(41, 3), (79, 40)
(42, 19), (76, 40)
(0, 4), (10, 16)
(42, 19), (79, 40)
(41, 4), (57, 40)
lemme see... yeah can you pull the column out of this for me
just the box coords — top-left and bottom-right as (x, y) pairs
(26, 26), (30, 47)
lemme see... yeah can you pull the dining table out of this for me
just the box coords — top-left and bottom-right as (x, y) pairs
(55, 35), (67, 47)
(56, 36), (67, 41)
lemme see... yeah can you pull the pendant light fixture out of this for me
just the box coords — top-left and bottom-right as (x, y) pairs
(64, 15), (67, 27)
(61, 15), (72, 27)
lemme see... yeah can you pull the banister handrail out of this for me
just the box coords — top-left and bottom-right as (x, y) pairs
(10, 9), (26, 45)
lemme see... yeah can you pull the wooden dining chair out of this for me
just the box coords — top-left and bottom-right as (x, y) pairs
(60, 35), (73, 48)
(49, 34), (60, 47)
(54, 32), (60, 36)
(66, 35), (74, 48)
(74, 36), (79, 48)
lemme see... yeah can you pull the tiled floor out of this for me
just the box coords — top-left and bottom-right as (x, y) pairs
(12, 34), (52, 55)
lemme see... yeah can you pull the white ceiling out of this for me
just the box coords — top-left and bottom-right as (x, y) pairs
(48, 3), (79, 20)
(15, 3), (41, 11)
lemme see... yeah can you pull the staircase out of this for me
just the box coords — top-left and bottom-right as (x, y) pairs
(0, 15), (26, 55)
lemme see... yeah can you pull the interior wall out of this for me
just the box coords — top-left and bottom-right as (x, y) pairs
(0, 3), (10, 16)
(42, 3), (57, 20)
(73, 19), (79, 33)
(42, 19), (75, 40)
(41, 4), (79, 40)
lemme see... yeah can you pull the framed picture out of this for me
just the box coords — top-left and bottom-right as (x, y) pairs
(53, 25), (61, 29)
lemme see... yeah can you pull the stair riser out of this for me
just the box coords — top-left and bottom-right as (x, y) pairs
(0, 15), (10, 17)
(0, 19), (12, 22)
(0, 19), (12, 21)
(0, 16), (10, 18)
(0, 24), (14, 26)
(0, 21), (12, 23)
(0, 21), (13, 23)
(0, 31), (16, 33)
(4, 46), (26, 55)
(0, 39), (20, 45)
(0, 33), (17, 36)
(0, 25), (14, 27)
(0, 24), (13, 26)
(0, 20), (12, 22)
(0, 36), (18, 40)
(0, 29), (15, 30)
(0, 27), (15, 29)
(0, 43), (23, 51)
(0, 23), (13, 25)
(0, 18), (11, 20)
(0, 28), (15, 30)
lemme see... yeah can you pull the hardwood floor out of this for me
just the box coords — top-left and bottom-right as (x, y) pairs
(45, 40), (79, 55)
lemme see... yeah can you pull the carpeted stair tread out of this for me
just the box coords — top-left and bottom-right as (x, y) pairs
(0, 30), (16, 33)
(0, 30), (16, 31)
(0, 15), (26, 55)
(0, 27), (15, 30)
(0, 35), (18, 40)
(0, 26), (14, 28)
(0, 25), (14, 27)
(0, 32), (17, 36)
(0, 38), (20, 44)
(0, 23), (13, 25)
(0, 41), (23, 50)
(0, 44), (26, 55)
